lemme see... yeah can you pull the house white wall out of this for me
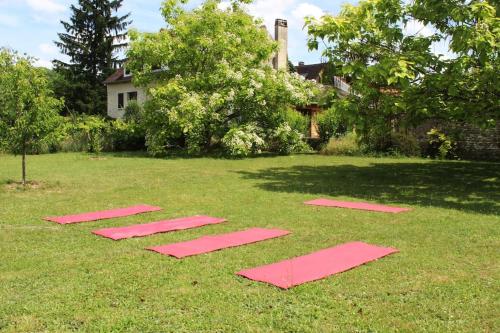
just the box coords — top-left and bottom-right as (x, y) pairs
(106, 82), (147, 119)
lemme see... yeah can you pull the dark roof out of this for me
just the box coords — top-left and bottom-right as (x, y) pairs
(105, 63), (348, 89)
(104, 68), (132, 85)
(296, 63), (327, 81)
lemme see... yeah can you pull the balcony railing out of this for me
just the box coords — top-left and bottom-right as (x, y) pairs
(333, 76), (351, 94)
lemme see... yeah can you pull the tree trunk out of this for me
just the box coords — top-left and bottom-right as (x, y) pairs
(22, 146), (26, 186)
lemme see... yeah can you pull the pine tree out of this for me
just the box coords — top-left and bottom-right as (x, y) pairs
(54, 0), (131, 115)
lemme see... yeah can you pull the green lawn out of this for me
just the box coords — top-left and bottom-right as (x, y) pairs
(1, 152), (499, 332)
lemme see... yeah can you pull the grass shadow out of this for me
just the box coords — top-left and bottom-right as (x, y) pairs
(236, 160), (500, 215)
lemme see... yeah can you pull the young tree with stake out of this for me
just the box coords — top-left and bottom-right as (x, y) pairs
(0, 49), (63, 186)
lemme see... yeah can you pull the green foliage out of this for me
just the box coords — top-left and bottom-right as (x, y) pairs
(51, 67), (107, 116)
(316, 107), (347, 144)
(0, 49), (63, 183)
(306, 0), (441, 148)
(54, 0), (131, 115)
(320, 132), (361, 156)
(123, 101), (142, 123)
(408, 0), (499, 127)
(115, 102), (146, 151)
(61, 115), (145, 153)
(128, 0), (318, 157)
(30, 121), (68, 155)
(269, 123), (310, 155)
(66, 115), (109, 155)
(362, 130), (420, 157)
(283, 108), (308, 136)
(306, 0), (499, 151)
(221, 123), (265, 157)
(426, 128), (457, 160)
(388, 132), (421, 157)
(108, 120), (146, 152)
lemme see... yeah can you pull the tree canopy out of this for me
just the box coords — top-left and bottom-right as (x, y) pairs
(306, 0), (499, 148)
(127, 0), (317, 156)
(409, 0), (499, 126)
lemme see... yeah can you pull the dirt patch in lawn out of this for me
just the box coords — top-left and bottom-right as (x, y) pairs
(3, 180), (61, 192)
(89, 156), (108, 161)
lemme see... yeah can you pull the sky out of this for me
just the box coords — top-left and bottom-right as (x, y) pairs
(0, 0), (449, 69)
(0, 0), (357, 68)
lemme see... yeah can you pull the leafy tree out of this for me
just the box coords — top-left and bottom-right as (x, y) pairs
(127, 0), (317, 156)
(0, 49), (63, 185)
(54, 0), (131, 115)
(306, 0), (499, 150)
(306, 0), (440, 147)
(408, 0), (499, 127)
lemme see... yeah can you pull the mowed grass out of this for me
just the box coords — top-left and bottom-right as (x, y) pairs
(0, 152), (499, 332)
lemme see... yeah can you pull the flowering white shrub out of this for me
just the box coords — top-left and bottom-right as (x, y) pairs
(222, 124), (265, 157)
(128, 0), (320, 157)
(269, 123), (309, 155)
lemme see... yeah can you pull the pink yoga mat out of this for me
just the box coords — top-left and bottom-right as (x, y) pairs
(92, 215), (226, 240)
(305, 198), (411, 213)
(147, 228), (290, 258)
(237, 242), (398, 289)
(44, 205), (162, 224)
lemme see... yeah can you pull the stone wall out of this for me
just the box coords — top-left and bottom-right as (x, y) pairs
(413, 121), (500, 161)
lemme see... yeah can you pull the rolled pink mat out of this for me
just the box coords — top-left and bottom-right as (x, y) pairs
(44, 205), (162, 224)
(237, 242), (399, 289)
(305, 198), (411, 213)
(147, 228), (291, 258)
(92, 215), (226, 240)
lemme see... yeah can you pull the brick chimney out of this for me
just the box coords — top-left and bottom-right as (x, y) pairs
(273, 19), (288, 71)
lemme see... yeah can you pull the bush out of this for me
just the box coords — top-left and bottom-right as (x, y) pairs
(14, 114), (147, 155)
(283, 108), (308, 136)
(70, 116), (109, 155)
(426, 128), (457, 159)
(269, 123), (310, 155)
(362, 130), (420, 157)
(388, 132), (421, 157)
(59, 128), (88, 152)
(123, 101), (142, 123)
(317, 107), (347, 144)
(321, 132), (361, 156)
(222, 124), (265, 157)
(59, 115), (109, 154)
(108, 120), (146, 151)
